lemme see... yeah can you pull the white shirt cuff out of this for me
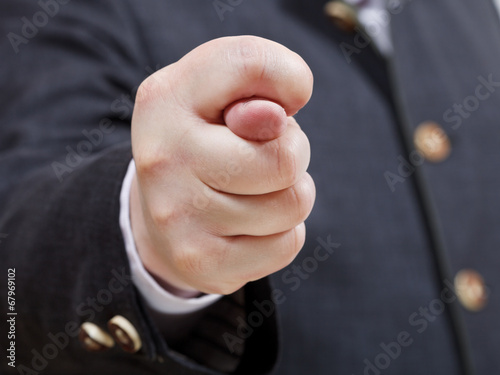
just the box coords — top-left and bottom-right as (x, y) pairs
(119, 159), (222, 314)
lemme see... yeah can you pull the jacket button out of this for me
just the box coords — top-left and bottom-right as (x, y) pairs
(79, 322), (115, 352)
(413, 121), (451, 162)
(324, 1), (359, 33)
(107, 315), (142, 353)
(455, 269), (488, 312)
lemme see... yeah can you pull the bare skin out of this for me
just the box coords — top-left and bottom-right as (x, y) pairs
(130, 36), (316, 296)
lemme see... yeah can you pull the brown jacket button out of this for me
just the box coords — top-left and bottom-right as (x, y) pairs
(107, 315), (142, 353)
(455, 269), (488, 312)
(414, 121), (451, 163)
(324, 1), (359, 33)
(79, 322), (115, 352)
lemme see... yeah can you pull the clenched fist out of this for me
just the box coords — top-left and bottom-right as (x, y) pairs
(130, 36), (315, 295)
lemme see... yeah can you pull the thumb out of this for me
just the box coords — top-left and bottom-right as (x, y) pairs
(224, 98), (288, 141)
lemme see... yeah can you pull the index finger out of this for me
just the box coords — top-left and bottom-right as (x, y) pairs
(161, 35), (314, 122)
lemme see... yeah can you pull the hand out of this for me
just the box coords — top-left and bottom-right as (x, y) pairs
(130, 36), (315, 295)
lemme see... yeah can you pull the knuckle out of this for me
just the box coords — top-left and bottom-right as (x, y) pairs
(175, 238), (228, 280)
(229, 37), (271, 82)
(135, 64), (191, 117)
(148, 201), (178, 230)
(134, 147), (171, 179)
(148, 203), (165, 226)
(135, 75), (162, 106)
(135, 136), (187, 181)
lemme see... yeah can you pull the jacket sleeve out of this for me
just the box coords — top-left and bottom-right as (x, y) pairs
(0, 1), (277, 374)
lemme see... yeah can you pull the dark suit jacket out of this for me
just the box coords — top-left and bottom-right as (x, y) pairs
(1, 0), (500, 374)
